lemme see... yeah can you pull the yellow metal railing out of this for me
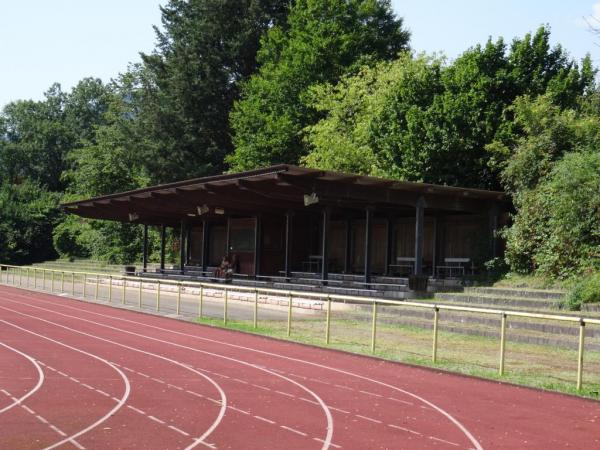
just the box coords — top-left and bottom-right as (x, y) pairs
(1, 263), (598, 391)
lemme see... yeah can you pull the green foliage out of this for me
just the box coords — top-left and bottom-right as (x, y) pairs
(136, 0), (290, 182)
(565, 272), (600, 311)
(302, 27), (593, 189)
(0, 181), (61, 264)
(228, 0), (409, 170)
(504, 149), (600, 277)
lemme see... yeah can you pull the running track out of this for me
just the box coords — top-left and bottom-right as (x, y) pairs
(1, 285), (599, 449)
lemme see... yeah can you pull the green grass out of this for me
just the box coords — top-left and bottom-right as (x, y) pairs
(194, 314), (600, 400)
(492, 273), (566, 290)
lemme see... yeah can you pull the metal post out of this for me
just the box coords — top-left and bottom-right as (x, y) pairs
(19, 268), (22, 286)
(577, 319), (585, 391)
(43, 269), (46, 289)
(385, 217), (394, 276)
(321, 208), (329, 282)
(177, 282), (181, 315)
(83, 274), (86, 299)
(253, 215), (262, 278)
(61, 271), (65, 292)
(138, 280), (143, 308)
(325, 295), (332, 344)
(34, 269), (37, 289)
(142, 224), (149, 272)
(51, 271), (55, 292)
(224, 288), (228, 324)
(180, 222), (186, 275)
(371, 302), (378, 354)
(95, 275), (99, 300)
(499, 313), (507, 375)
(284, 211), (293, 279)
(364, 208), (372, 284)
(122, 277), (126, 304)
(199, 286), (204, 318)
(201, 221), (209, 273)
(156, 281), (161, 311)
(432, 307), (439, 362)
(108, 275), (113, 302)
(71, 272), (75, 296)
(344, 219), (352, 274)
(160, 224), (166, 273)
(253, 290), (258, 329)
(414, 196), (425, 275)
(287, 292), (293, 337)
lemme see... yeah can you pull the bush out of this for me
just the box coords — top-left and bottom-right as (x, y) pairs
(565, 271), (600, 310)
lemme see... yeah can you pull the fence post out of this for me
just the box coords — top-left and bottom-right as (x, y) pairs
(156, 281), (161, 312)
(19, 268), (22, 286)
(138, 280), (143, 308)
(108, 275), (113, 303)
(33, 268), (37, 289)
(499, 313), (507, 375)
(199, 285), (204, 318)
(95, 275), (99, 300)
(43, 269), (46, 290)
(432, 306), (440, 363)
(371, 302), (378, 354)
(325, 295), (332, 344)
(224, 288), (229, 324)
(61, 271), (65, 292)
(577, 319), (586, 391)
(287, 292), (293, 337)
(82, 274), (86, 299)
(51, 271), (55, 292)
(122, 277), (126, 304)
(71, 272), (75, 296)
(177, 282), (182, 315)
(253, 289), (258, 329)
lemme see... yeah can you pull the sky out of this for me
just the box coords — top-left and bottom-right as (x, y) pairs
(1, 0), (599, 109)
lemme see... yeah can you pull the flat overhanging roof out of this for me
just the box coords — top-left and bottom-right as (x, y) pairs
(62, 164), (509, 226)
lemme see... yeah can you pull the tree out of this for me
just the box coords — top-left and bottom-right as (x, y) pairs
(228, 0), (409, 170)
(136, 0), (291, 183)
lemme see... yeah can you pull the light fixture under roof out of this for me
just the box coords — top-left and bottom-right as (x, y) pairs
(214, 207), (225, 215)
(197, 204), (210, 215)
(128, 212), (139, 222)
(303, 192), (319, 206)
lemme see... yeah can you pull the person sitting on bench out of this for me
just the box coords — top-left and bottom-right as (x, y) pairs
(214, 255), (231, 278)
(224, 254), (239, 279)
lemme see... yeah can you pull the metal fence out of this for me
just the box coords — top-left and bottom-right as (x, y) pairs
(1, 263), (598, 391)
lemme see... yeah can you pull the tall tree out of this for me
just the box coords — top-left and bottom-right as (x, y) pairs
(228, 0), (409, 170)
(137, 0), (290, 183)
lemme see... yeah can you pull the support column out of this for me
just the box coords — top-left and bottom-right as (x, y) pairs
(179, 222), (186, 275)
(159, 225), (166, 273)
(186, 226), (192, 265)
(254, 215), (262, 278)
(384, 217), (394, 276)
(201, 221), (209, 273)
(284, 211), (293, 279)
(226, 216), (231, 255)
(142, 224), (148, 273)
(321, 209), (330, 283)
(344, 219), (352, 274)
(364, 208), (373, 284)
(414, 197), (426, 275)
(432, 217), (438, 277)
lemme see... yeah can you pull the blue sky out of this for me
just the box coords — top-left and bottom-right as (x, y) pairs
(1, 1), (599, 108)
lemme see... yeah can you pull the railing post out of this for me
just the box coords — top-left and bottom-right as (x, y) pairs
(499, 313), (507, 375)
(224, 288), (229, 324)
(51, 271), (55, 292)
(19, 268), (22, 286)
(577, 319), (586, 391)
(325, 295), (332, 344)
(371, 302), (378, 354)
(287, 292), (293, 337)
(432, 306), (439, 363)
(82, 274), (86, 299)
(199, 285), (204, 318)
(156, 281), (161, 312)
(108, 275), (113, 303)
(71, 272), (75, 296)
(253, 289), (258, 329)
(95, 274), (99, 300)
(177, 282), (182, 315)
(43, 269), (46, 289)
(138, 280), (143, 308)
(122, 277), (126, 304)
(61, 271), (65, 292)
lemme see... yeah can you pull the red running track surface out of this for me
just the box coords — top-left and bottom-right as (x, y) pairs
(0, 284), (599, 450)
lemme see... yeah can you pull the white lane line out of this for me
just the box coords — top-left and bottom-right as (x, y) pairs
(355, 414), (382, 424)
(48, 425), (67, 436)
(314, 437), (342, 449)
(0, 308), (226, 450)
(22, 404), (35, 415)
(333, 384), (353, 391)
(169, 425), (190, 437)
(127, 405), (146, 415)
(0, 341), (45, 414)
(388, 397), (413, 406)
(96, 389), (110, 397)
(429, 436), (460, 447)
(2, 301), (334, 450)
(274, 390), (295, 398)
(232, 378), (248, 384)
(388, 424), (422, 435)
(148, 415), (166, 425)
(254, 415), (276, 425)
(228, 406), (250, 415)
(251, 383), (270, 391)
(280, 425), (307, 436)
(61, 305), (479, 450)
(81, 383), (95, 390)
(36, 415), (49, 424)
(151, 378), (165, 384)
(358, 390), (382, 398)
(0, 320), (131, 450)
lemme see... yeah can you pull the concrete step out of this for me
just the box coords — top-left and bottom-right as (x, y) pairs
(433, 292), (560, 309)
(465, 287), (566, 300)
